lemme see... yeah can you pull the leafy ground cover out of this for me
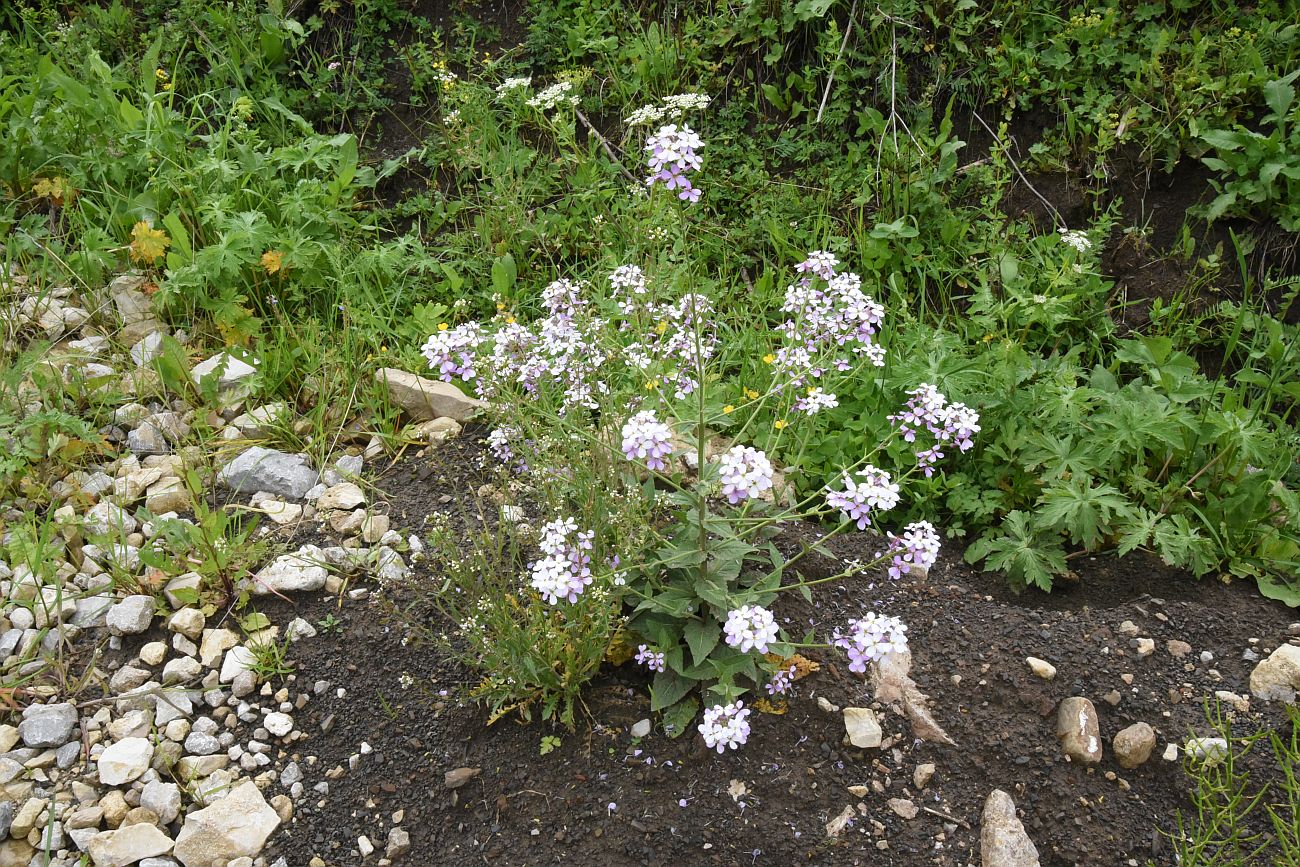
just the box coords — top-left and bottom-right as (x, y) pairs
(0, 0), (1298, 864)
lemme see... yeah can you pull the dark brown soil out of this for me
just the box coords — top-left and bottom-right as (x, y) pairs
(253, 438), (1299, 867)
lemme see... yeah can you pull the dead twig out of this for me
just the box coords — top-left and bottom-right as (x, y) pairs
(971, 111), (1065, 230)
(575, 109), (639, 185)
(922, 806), (971, 830)
(815, 0), (859, 124)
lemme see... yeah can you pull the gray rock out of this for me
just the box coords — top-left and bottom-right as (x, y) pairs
(130, 332), (165, 367)
(0, 757), (23, 784)
(55, 740), (82, 769)
(183, 732), (221, 756)
(1055, 697), (1102, 764)
(127, 423), (170, 456)
(191, 352), (256, 389)
(140, 780), (181, 824)
(18, 702), (78, 748)
(630, 719), (651, 739)
(279, 761), (303, 787)
(0, 800), (13, 838)
(980, 789), (1040, 866)
(218, 447), (318, 499)
(387, 827), (411, 860)
(250, 546), (328, 596)
(85, 502), (137, 536)
(105, 595), (155, 636)
(375, 367), (485, 421)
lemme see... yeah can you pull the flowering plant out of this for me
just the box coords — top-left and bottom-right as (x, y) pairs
(421, 243), (979, 744)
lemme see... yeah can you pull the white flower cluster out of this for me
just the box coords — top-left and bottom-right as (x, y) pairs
(698, 701), (751, 753)
(624, 92), (712, 126)
(717, 445), (773, 505)
(723, 605), (779, 654)
(495, 76), (532, 98)
(1058, 228), (1092, 253)
(528, 81), (579, 110)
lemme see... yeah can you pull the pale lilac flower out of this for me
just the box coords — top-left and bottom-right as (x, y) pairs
(420, 323), (482, 382)
(765, 664), (798, 695)
(530, 518), (593, 604)
(795, 251), (839, 281)
(699, 702), (751, 753)
(832, 613), (908, 673)
(825, 465), (900, 529)
(621, 410), (674, 470)
(794, 387), (838, 414)
(883, 521), (941, 579)
(635, 644), (666, 673)
(645, 124), (704, 202)
(623, 292), (717, 398)
(327, 61), (341, 71)
(717, 445), (773, 504)
(772, 257), (886, 389)
(722, 605), (779, 654)
(888, 384), (981, 470)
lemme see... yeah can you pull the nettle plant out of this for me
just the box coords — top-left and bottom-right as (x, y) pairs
(420, 128), (980, 748)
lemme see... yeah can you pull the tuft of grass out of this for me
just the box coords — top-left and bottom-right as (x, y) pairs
(1162, 702), (1300, 866)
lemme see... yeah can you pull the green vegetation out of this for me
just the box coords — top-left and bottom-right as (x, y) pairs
(1164, 703), (1300, 866)
(1, 0), (1297, 722)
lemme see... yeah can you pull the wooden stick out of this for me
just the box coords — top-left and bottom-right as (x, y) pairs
(576, 109), (640, 184)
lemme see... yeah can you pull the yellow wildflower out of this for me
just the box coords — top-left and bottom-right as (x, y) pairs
(774, 419), (787, 430)
(260, 250), (284, 274)
(438, 322), (449, 331)
(723, 405), (734, 414)
(762, 353), (776, 364)
(743, 388), (759, 400)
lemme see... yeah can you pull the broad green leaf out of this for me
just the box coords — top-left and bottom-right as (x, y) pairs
(650, 669), (693, 712)
(683, 618), (720, 666)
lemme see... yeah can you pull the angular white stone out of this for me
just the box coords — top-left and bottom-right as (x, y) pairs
(172, 780), (280, 867)
(97, 737), (154, 785)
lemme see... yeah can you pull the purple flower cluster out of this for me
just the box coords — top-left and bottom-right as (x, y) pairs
(832, 613), (908, 673)
(825, 465), (900, 529)
(635, 644), (666, 673)
(420, 322), (482, 382)
(765, 664), (798, 696)
(717, 445), (773, 504)
(529, 517), (594, 604)
(887, 384), (981, 476)
(485, 426), (531, 473)
(621, 410), (674, 470)
(772, 253), (886, 390)
(471, 279), (610, 413)
(795, 250), (839, 281)
(794, 387), (839, 415)
(882, 520), (942, 579)
(645, 124), (704, 202)
(699, 701), (751, 753)
(722, 605), (779, 654)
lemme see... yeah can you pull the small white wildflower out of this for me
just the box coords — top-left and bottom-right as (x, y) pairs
(495, 76), (532, 97)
